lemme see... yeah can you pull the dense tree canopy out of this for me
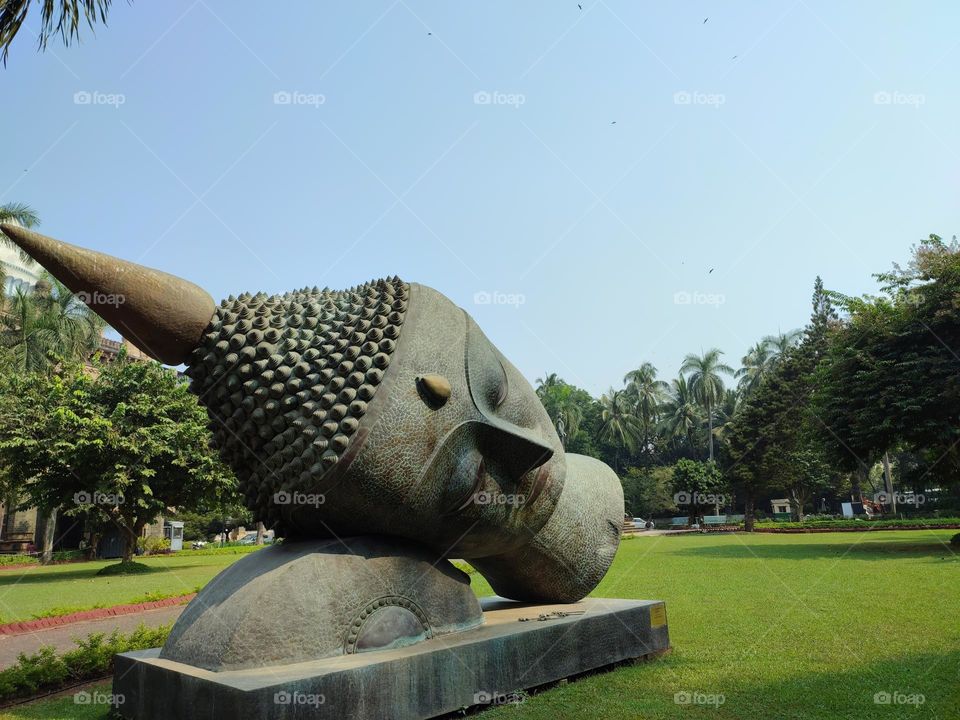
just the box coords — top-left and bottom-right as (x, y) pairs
(0, 355), (235, 562)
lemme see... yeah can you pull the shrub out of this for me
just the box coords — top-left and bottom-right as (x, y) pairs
(0, 554), (39, 566)
(96, 561), (153, 576)
(0, 624), (171, 702)
(175, 544), (266, 556)
(136, 536), (171, 556)
(951, 533), (960, 547)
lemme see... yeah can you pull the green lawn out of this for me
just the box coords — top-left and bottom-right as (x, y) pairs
(3, 530), (958, 719)
(0, 554), (248, 623)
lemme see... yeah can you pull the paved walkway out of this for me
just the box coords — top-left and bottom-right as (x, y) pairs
(0, 604), (185, 667)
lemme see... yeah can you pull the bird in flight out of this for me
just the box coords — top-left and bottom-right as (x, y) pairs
(709, 268), (714, 274)
(703, 17), (709, 23)
(578, 4), (583, 10)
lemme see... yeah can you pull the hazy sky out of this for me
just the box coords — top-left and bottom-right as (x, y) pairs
(1, 2), (957, 396)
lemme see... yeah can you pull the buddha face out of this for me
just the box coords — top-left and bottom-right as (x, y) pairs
(284, 283), (569, 559)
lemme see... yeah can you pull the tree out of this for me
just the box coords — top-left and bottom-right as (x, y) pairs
(670, 459), (726, 524)
(621, 466), (676, 518)
(764, 329), (802, 366)
(726, 277), (838, 530)
(660, 374), (702, 453)
(813, 237), (960, 494)
(0, 203), (41, 263)
(0, 354), (236, 566)
(598, 388), (641, 473)
(535, 374), (601, 457)
(0, 0), (115, 63)
(736, 341), (774, 397)
(680, 348), (733, 461)
(1, 275), (104, 374)
(623, 362), (669, 450)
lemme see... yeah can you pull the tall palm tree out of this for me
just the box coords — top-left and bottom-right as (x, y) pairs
(764, 329), (802, 366)
(735, 341), (774, 397)
(535, 372), (562, 399)
(680, 348), (734, 461)
(598, 388), (641, 473)
(712, 388), (740, 446)
(623, 362), (669, 449)
(660, 375), (702, 451)
(0, 274), (105, 374)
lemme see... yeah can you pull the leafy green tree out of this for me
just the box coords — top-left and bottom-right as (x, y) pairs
(680, 349), (733, 461)
(535, 374), (602, 457)
(813, 236), (960, 494)
(0, 354), (236, 565)
(727, 277), (838, 530)
(671, 459), (726, 523)
(622, 466), (676, 518)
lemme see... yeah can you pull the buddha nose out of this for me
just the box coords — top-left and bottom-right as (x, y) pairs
(479, 419), (554, 482)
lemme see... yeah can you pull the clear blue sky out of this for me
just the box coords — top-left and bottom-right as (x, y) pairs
(1, 1), (957, 396)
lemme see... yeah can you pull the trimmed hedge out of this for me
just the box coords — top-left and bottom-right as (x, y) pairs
(0, 624), (170, 703)
(754, 517), (960, 530)
(173, 544), (266, 556)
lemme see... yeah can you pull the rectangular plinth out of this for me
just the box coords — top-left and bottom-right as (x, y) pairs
(113, 597), (669, 720)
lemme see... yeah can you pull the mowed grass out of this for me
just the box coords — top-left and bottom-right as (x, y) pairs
(0, 554), (245, 623)
(3, 530), (958, 719)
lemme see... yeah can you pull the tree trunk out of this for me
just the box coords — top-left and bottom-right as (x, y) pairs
(121, 527), (137, 563)
(882, 452), (895, 514)
(707, 402), (714, 461)
(40, 508), (57, 564)
(255, 521), (265, 545)
(744, 496), (755, 532)
(121, 519), (146, 563)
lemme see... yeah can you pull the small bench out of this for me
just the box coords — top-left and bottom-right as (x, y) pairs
(703, 515), (727, 526)
(670, 517), (688, 527)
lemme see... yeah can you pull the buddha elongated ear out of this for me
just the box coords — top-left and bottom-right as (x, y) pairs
(0, 224), (215, 365)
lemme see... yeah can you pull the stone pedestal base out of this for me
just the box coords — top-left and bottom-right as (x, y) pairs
(113, 597), (669, 720)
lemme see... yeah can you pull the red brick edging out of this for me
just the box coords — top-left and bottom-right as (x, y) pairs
(0, 593), (196, 636)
